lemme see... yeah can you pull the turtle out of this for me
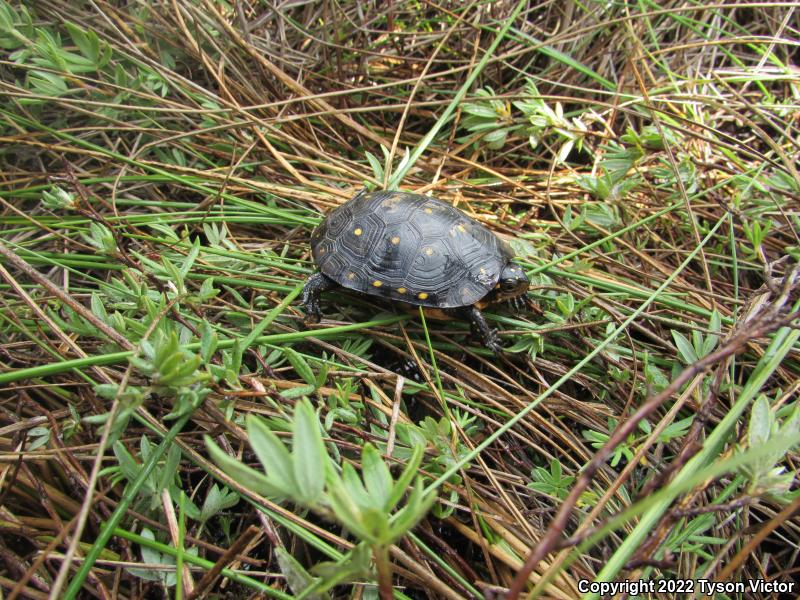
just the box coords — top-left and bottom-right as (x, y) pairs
(301, 190), (530, 352)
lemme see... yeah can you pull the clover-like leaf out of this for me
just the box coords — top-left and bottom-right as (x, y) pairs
(205, 435), (290, 501)
(361, 443), (392, 510)
(247, 414), (296, 494)
(291, 398), (327, 506)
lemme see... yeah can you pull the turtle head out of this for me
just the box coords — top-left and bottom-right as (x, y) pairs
(487, 263), (529, 306)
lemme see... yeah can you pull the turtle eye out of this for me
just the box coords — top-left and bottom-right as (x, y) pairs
(501, 280), (518, 293)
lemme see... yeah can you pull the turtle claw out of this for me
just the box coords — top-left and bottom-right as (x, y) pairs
(462, 305), (504, 353)
(467, 329), (503, 353)
(302, 302), (322, 325)
(483, 327), (504, 354)
(301, 272), (338, 325)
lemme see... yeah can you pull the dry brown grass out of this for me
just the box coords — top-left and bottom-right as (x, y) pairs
(0, 1), (798, 598)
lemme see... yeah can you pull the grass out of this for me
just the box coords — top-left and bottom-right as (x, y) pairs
(1, 1), (799, 599)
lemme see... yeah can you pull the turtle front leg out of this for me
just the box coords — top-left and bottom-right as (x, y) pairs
(460, 305), (502, 353)
(301, 272), (339, 324)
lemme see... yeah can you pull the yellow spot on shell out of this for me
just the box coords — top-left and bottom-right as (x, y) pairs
(397, 287), (406, 294)
(373, 280), (383, 287)
(354, 228), (362, 236)
(418, 292), (429, 300)
(424, 208), (433, 214)
(457, 224), (466, 233)
(425, 247), (433, 256)
(391, 236), (400, 245)
(480, 267), (486, 274)
(347, 272), (356, 280)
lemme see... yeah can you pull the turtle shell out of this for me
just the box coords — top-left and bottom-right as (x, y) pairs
(310, 191), (514, 308)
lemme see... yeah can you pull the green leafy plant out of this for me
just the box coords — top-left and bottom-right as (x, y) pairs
(671, 310), (722, 365)
(461, 86), (515, 149)
(338, 335), (373, 361)
(528, 458), (575, 500)
(642, 353), (670, 394)
(196, 484), (239, 536)
(505, 330), (544, 359)
(82, 222), (117, 255)
(208, 338), (243, 391)
(130, 329), (211, 415)
(514, 80), (588, 162)
(651, 155), (698, 196)
(639, 415), (694, 444)
(89, 323), (213, 443)
(279, 346), (327, 399)
(620, 124), (681, 152)
(576, 169), (642, 202)
(742, 218), (772, 258)
(206, 398), (437, 597)
(459, 80), (590, 161)
(413, 415), (473, 518)
(26, 425), (50, 451)
(88, 383), (146, 445)
(584, 419), (636, 468)
(661, 512), (726, 563)
(324, 377), (363, 431)
(0, 1), (34, 51)
(102, 436), (200, 518)
(739, 396), (800, 501)
(127, 528), (179, 587)
(127, 527), (199, 588)
(365, 145), (410, 189)
(41, 185), (76, 210)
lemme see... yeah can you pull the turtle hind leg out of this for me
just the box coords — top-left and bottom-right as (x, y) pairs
(301, 272), (339, 324)
(455, 305), (502, 353)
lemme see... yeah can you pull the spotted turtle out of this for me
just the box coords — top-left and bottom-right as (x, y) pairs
(301, 190), (529, 352)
